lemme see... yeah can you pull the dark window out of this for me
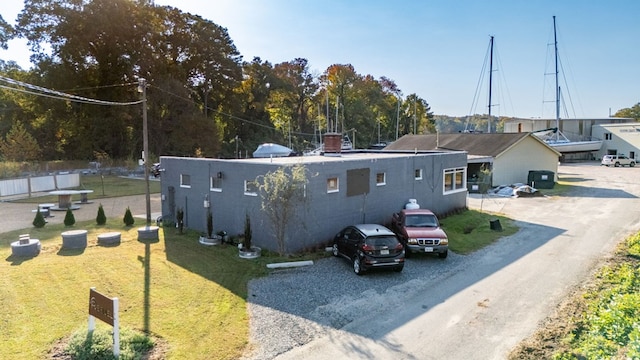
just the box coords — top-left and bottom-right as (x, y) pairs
(347, 168), (370, 197)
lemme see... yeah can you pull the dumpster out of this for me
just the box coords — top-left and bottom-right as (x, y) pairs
(527, 170), (555, 189)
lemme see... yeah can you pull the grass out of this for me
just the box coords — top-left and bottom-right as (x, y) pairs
(440, 209), (518, 255)
(13, 174), (161, 204)
(0, 219), (322, 360)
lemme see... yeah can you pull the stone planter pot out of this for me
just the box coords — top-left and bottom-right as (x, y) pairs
(199, 235), (221, 246)
(238, 246), (261, 259)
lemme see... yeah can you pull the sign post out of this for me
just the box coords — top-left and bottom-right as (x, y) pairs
(88, 287), (120, 357)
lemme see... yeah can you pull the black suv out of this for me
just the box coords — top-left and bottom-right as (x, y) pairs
(332, 224), (405, 275)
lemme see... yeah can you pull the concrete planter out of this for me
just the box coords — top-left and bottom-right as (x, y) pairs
(137, 225), (159, 241)
(97, 232), (121, 246)
(238, 246), (261, 259)
(199, 235), (221, 246)
(61, 229), (88, 249)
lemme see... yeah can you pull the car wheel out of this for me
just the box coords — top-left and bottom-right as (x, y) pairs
(332, 243), (339, 257)
(615, 162), (620, 167)
(353, 256), (364, 275)
(631, 162), (636, 167)
(394, 265), (404, 272)
(438, 250), (448, 259)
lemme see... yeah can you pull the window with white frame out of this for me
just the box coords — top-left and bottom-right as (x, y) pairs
(414, 168), (423, 180)
(244, 180), (258, 196)
(210, 176), (222, 192)
(180, 174), (191, 188)
(376, 172), (386, 186)
(327, 177), (339, 193)
(443, 167), (466, 193)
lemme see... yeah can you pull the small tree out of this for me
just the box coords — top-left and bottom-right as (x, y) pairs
(96, 204), (107, 225)
(206, 209), (213, 238)
(0, 121), (41, 161)
(257, 164), (308, 255)
(242, 212), (252, 250)
(32, 209), (46, 228)
(123, 207), (135, 226)
(64, 208), (76, 226)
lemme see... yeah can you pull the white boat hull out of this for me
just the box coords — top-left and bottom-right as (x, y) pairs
(546, 140), (603, 153)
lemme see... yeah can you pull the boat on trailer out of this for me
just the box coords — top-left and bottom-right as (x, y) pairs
(532, 16), (603, 154)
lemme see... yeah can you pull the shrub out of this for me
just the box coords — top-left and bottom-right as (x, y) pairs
(32, 209), (46, 228)
(123, 207), (135, 226)
(63, 208), (76, 226)
(96, 204), (107, 225)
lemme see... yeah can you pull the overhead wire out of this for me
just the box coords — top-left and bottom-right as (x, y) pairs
(0, 75), (142, 106)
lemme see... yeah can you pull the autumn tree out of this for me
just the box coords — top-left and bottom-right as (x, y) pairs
(0, 121), (41, 161)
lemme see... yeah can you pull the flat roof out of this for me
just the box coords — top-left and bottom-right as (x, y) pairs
(234, 150), (466, 165)
(162, 150), (467, 166)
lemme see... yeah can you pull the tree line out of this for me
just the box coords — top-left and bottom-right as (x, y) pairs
(1, 0), (638, 163)
(0, 0), (436, 162)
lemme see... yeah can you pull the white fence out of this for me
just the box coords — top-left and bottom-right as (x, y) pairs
(0, 173), (80, 197)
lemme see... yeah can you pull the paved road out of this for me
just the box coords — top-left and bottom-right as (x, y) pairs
(0, 193), (161, 233)
(272, 162), (640, 360)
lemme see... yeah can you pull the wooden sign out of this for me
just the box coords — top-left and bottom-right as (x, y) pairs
(89, 288), (114, 326)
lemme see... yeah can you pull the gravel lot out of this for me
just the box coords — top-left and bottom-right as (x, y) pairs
(241, 162), (640, 360)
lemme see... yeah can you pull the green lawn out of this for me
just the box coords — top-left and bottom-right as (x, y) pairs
(0, 219), (323, 360)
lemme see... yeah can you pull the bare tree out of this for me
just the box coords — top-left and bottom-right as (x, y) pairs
(257, 163), (308, 255)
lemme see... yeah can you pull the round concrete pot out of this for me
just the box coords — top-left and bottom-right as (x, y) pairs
(199, 235), (221, 246)
(238, 246), (261, 259)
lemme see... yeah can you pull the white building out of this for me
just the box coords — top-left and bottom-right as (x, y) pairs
(592, 123), (640, 161)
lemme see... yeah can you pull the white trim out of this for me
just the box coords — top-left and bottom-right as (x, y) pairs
(376, 172), (386, 186)
(327, 177), (339, 193)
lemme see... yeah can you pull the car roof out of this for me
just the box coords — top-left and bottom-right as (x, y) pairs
(352, 224), (395, 237)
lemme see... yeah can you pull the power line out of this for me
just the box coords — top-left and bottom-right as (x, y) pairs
(0, 75), (142, 106)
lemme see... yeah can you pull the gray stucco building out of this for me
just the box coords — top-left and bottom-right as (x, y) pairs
(159, 150), (468, 254)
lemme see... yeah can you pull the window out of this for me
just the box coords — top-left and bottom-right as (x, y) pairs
(605, 133), (612, 140)
(414, 168), (423, 180)
(244, 180), (258, 196)
(376, 172), (386, 186)
(210, 176), (222, 192)
(327, 177), (339, 193)
(443, 167), (466, 194)
(180, 174), (191, 188)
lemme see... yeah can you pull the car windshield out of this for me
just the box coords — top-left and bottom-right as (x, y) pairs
(405, 214), (438, 227)
(365, 236), (398, 248)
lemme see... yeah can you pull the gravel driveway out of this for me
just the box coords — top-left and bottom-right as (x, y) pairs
(242, 162), (640, 360)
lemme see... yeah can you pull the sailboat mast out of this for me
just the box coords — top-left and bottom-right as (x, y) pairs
(488, 35), (494, 133)
(553, 16), (560, 142)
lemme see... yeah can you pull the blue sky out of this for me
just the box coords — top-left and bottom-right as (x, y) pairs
(1, 0), (639, 119)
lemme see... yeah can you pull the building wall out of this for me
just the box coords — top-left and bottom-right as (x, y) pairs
(504, 117), (631, 139)
(592, 123), (640, 161)
(492, 136), (559, 186)
(159, 152), (468, 253)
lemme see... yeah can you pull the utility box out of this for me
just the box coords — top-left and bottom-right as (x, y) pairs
(527, 170), (555, 189)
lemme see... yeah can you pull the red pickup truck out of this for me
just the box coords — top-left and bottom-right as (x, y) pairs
(390, 208), (449, 258)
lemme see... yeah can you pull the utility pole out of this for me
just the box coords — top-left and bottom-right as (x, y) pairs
(139, 78), (151, 225)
